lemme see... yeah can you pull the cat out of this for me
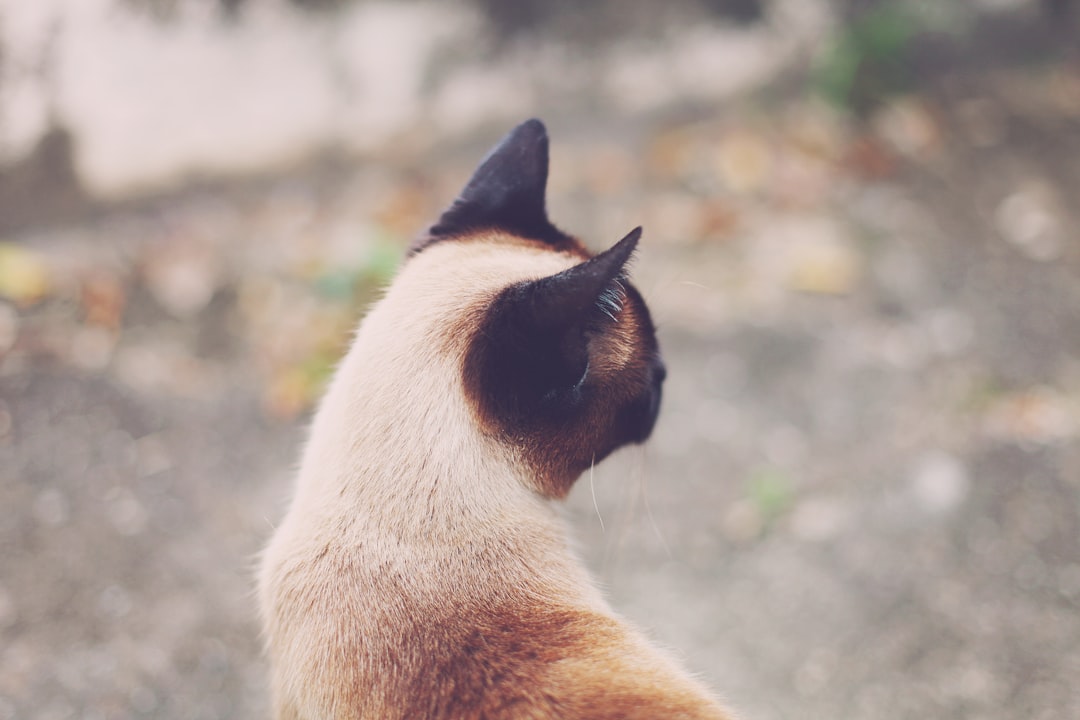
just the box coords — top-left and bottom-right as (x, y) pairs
(257, 119), (735, 719)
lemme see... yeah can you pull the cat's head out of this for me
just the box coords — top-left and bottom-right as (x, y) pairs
(408, 119), (665, 498)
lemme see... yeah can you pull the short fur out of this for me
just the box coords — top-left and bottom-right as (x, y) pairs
(258, 119), (734, 719)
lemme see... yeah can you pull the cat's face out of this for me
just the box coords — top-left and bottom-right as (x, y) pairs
(409, 119), (664, 497)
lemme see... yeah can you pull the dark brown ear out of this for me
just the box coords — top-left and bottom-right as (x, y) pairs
(465, 227), (641, 426)
(411, 119), (573, 254)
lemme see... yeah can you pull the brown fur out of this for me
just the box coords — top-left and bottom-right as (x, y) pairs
(258, 123), (736, 720)
(462, 276), (658, 498)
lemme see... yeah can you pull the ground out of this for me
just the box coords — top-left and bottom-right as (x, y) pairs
(1, 3), (1079, 719)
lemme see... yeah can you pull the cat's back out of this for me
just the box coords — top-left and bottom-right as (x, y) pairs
(262, 521), (729, 720)
(267, 564), (727, 719)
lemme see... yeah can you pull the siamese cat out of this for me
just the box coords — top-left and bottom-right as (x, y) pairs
(258, 119), (734, 719)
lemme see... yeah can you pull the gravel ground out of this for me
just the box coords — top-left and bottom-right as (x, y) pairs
(2, 6), (1080, 720)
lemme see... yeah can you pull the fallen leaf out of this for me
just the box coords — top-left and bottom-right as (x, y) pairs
(983, 389), (1078, 444)
(81, 272), (127, 330)
(788, 237), (860, 295)
(0, 243), (50, 306)
(872, 97), (940, 159)
(699, 199), (741, 241)
(715, 129), (773, 194)
(264, 366), (316, 421)
(647, 127), (696, 183)
(845, 135), (895, 179)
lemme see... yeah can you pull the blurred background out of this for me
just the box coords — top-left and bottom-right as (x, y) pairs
(1, 0), (1079, 718)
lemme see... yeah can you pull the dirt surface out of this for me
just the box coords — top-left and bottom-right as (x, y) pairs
(2, 6), (1080, 720)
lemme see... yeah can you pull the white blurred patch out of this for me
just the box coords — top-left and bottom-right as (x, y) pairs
(0, 0), (64, 164)
(1, 0), (471, 196)
(910, 450), (970, 514)
(789, 496), (850, 542)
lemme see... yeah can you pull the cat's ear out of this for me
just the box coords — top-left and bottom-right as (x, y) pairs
(416, 119), (571, 251)
(466, 227), (642, 423)
(523, 226), (640, 331)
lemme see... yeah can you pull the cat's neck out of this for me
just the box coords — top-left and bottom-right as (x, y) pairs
(286, 300), (566, 548)
(294, 360), (518, 531)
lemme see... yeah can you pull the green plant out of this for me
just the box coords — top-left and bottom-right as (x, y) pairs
(814, 3), (919, 113)
(747, 466), (795, 524)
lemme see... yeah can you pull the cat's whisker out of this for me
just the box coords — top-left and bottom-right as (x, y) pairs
(636, 446), (673, 559)
(601, 456), (634, 575)
(589, 454), (605, 533)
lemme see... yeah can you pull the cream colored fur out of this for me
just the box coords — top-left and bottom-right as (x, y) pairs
(258, 237), (733, 719)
